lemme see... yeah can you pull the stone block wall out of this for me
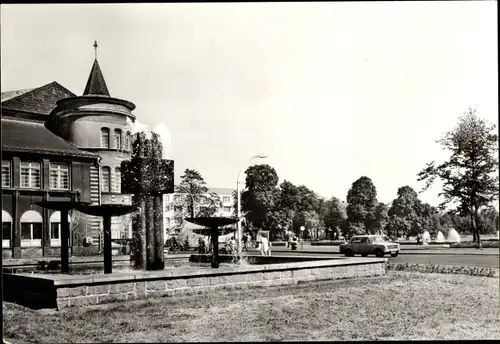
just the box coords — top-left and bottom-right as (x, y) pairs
(54, 261), (385, 309)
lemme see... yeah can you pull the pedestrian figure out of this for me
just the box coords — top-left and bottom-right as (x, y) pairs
(260, 234), (271, 256)
(228, 236), (236, 254)
(198, 237), (207, 254)
(242, 233), (249, 251)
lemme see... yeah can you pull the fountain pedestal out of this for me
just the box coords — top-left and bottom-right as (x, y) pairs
(75, 204), (138, 273)
(121, 132), (174, 270)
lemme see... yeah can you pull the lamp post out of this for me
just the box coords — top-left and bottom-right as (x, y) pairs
(237, 154), (266, 259)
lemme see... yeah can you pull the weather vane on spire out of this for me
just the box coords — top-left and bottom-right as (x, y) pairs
(93, 40), (98, 60)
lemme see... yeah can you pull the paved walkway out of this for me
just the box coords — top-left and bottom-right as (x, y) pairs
(3, 245), (497, 267)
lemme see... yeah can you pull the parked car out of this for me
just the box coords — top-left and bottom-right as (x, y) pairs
(339, 235), (400, 257)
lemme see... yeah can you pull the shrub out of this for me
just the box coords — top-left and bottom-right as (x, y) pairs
(310, 240), (346, 246)
(449, 241), (499, 248)
(386, 262), (497, 277)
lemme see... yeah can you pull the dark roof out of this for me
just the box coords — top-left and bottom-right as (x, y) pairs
(1, 118), (98, 159)
(1, 82), (75, 115)
(83, 59), (110, 96)
(1, 88), (35, 102)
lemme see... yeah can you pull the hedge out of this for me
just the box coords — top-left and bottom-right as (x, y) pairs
(387, 262), (497, 277)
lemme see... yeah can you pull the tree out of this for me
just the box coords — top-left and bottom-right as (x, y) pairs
(176, 169), (209, 219)
(279, 180), (300, 233)
(241, 164), (280, 233)
(418, 108), (499, 244)
(388, 186), (422, 237)
(374, 202), (389, 234)
(198, 191), (222, 217)
(323, 197), (347, 239)
(479, 206), (499, 234)
(346, 176), (378, 234)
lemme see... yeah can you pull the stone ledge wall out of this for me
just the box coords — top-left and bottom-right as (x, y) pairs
(55, 262), (385, 309)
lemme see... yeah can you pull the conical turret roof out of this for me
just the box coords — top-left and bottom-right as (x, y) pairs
(83, 59), (110, 96)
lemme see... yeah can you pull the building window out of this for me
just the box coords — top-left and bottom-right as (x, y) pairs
(49, 211), (71, 247)
(127, 131), (132, 151)
(49, 163), (69, 190)
(114, 129), (122, 150)
(222, 196), (230, 203)
(20, 210), (42, 247)
(114, 167), (121, 193)
(101, 167), (111, 192)
(101, 128), (110, 148)
(2, 160), (11, 187)
(20, 161), (41, 189)
(223, 206), (231, 213)
(2, 210), (12, 248)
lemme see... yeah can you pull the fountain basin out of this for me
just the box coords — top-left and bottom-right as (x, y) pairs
(3, 255), (386, 310)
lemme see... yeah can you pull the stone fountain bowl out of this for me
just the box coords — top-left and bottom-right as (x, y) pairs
(190, 226), (237, 236)
(35, 201), (91, 211)
(185, 217), (239, 236)
(184, 217), (239, 227)
(75, 204), (139, 217)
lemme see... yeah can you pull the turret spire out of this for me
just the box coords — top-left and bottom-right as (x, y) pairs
(83, 41), (110, 97)
(94, 40), (98, 60)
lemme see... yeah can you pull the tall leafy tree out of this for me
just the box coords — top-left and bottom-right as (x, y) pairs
(479, 206), (499, 234)
(175, 169), (209, 220)
(374, 202), (389, 234)
(323, 197), (347, 239)
(241, 164), (280, 233)
(387, 186), (422, 237)
(346, 176), (379, 234)
(418, 108), (499, 244)
(198, 191), (222, 217)
(279, 180), (300, 232)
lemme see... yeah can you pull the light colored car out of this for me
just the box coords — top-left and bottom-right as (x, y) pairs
(339, 235), (400, 257)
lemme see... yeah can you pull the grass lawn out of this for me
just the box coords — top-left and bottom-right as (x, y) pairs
(3, 271), (499, 342)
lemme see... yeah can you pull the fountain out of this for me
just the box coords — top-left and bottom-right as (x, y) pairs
(121, 130), (174, 270)
(435, 231), (445, 243)
(447, 228), (461, 243)
(184, 217), (239, 268)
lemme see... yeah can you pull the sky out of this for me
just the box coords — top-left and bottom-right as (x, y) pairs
(1, 2), (498, 208)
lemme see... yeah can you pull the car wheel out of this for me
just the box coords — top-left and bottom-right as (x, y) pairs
(344, 249), (354, 257)
(375, 249), (385, 257)
(361, 253), (368, 257)
(390, 252), (399, 257)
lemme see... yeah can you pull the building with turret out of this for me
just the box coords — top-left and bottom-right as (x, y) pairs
(1, 44), (137, 258)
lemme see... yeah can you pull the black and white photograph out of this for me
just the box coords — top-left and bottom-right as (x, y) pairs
(1, 2), (498, 342)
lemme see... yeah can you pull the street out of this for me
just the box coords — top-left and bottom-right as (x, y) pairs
(242, 244), (499, 269)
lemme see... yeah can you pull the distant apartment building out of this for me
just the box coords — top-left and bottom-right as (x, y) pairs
(163, 187), (235, 234)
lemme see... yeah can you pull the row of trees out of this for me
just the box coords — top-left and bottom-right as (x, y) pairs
(237, 107), (498, 242)
(170, 108), (498, 243)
